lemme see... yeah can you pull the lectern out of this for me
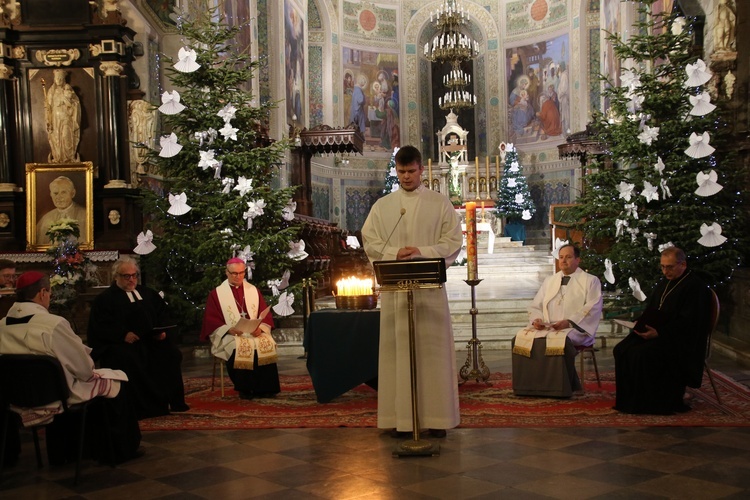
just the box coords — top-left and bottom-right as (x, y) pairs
(373, 258), (446, 457)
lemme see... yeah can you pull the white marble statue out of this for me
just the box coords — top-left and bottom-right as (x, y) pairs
(44, 69), (81, 163)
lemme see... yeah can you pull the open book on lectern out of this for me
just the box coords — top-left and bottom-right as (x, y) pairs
(373, 257), (447, 286)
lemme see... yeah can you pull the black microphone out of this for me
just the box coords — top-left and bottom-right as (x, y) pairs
(379, 208), (406, 258)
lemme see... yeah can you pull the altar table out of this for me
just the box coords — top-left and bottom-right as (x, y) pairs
(304, 309), (380, 403)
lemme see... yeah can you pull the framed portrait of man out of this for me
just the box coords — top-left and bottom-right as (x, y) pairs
(25, 162), (94, 251)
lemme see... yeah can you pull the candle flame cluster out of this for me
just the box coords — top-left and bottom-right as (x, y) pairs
(336, 276), (373, 296)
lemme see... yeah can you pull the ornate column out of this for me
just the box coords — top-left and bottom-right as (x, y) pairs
(0, 61), (15, 190)
(99, 60), (129, 188)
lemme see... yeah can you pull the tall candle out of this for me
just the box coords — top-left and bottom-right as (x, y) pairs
(496, 155), (500, 178)
(465, 201), (478, 280)
(474, 158), (479, 196)
(428, 158), (433, 189)
(485, 157), (490, 196)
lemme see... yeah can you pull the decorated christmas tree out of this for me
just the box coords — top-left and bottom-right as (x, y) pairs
(140, 8), (302, 326)
(381, 147), (400, 196)
(571, 6), (746, 304)
(495, 142), (535, 223)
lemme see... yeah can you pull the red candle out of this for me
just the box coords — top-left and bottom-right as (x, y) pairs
(465, 202), (478, 280)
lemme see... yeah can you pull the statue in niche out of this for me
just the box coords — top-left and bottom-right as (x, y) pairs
(128, 99), (156, 177)
(449, 154), (461, 195)
(44, 69), (81, 163)
(714, 0), (736, 53)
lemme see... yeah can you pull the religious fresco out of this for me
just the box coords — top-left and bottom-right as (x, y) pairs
(506, 33), (570, 145)
(505, 0), (568, 37)
(341, 1), (397, 40)
(285, 0), (305, 128)
(342, 46), (400, 153)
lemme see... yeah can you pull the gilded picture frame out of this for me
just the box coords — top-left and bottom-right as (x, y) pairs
(26, 162), (94, 251)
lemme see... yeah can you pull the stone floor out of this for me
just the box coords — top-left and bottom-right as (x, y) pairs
(1, 347), (749, 499)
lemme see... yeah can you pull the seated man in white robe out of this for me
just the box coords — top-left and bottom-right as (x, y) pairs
(200, 258), (279, 400)
(512, 244), (603, 397)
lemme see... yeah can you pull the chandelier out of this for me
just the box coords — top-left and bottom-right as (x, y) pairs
(424, 0), (478, 111)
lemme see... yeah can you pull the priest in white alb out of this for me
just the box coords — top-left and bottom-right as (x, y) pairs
(362, 145), (463, 439)
(512, 244), (603, 397)
(201, 257), (279, 400)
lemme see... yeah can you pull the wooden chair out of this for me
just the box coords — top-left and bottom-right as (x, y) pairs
(704, 289), (722, 404)
(211, 356), (226, 398)
(576, 345), (601, 391)
(0, 354), (113, 485)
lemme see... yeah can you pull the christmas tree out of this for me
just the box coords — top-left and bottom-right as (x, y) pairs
(381, 147), (400, 196)
(571, 6), (746, 304)
(140, 8), (302, 327)
(495, 142), (535, 223)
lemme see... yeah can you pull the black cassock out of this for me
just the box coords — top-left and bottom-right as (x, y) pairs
(88, 284), (186, 419)
(613, 271), (711, 414)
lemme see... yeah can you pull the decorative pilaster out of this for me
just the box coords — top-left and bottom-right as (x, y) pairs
(98, 60), (129, 188)
(0, 61), (16, 190)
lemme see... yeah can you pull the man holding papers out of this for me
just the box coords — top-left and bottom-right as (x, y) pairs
(88, 256), (188, 418)
(512, 244), (603, 397)
(1, 272), (141, 465)
(201, 258), (280, 400)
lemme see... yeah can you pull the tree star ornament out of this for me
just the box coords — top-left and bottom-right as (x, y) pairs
(158, 90), (185, 115)
(617, 181), (635, 201)
(198, 150), (220, 170)
(158, 132), (182, 158)
(685, 132), (715, 158)
(219, 122), (239, 141)
(604, 258), (616, 284)
(133, 230), (156, 255)
(637, 125), (659, 145)
(167, 192), (192, 215)
(697, 222), (727, 247)
(217, 103), (237, 122)
(174, 46), (200, 73)
(641, 181), (659, 203)
(685, 58), (712, 87)
(233, 176), (253, 197)
(629, 277), (647, 302)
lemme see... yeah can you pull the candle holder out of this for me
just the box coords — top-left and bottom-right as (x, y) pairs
(334, 294), (378, 310)
(459, 278), (491, 385)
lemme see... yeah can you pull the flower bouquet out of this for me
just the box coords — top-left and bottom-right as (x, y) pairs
(46, 219), (97, 308)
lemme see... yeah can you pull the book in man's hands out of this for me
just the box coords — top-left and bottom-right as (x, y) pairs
(614, 308), (666, 333)
(234, 306), (272, 334)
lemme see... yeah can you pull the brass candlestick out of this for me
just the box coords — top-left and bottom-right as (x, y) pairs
(459, 278), (491, 384)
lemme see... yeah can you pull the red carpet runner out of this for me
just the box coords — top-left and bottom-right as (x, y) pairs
(140, 371), (750, 431)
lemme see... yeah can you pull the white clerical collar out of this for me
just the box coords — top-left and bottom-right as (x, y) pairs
(125, 290), (143, 303)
